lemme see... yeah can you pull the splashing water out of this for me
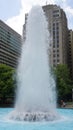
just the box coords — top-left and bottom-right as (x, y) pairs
(9, 5), (59, 121)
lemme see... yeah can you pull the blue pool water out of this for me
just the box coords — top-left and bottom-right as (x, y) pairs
(0, 108), (73, 130)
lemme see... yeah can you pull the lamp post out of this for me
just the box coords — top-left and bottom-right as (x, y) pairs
(72, 89), (73, 102)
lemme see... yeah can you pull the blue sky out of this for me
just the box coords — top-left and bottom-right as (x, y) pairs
(0, 0), (21, 20)
(0, 0), (73, 34)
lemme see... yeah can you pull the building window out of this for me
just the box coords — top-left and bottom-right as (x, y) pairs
(53, 59), (56, 63)
(53, 50), (55, 53)
(53, 23), (55, 26)
(56, 26), (59, 30)
(56, 22), (59, 26)
(53, 30), (55, 35)
(57, 49), (59, 52)
(57, 54), (59, 57)
(57, 44), (59, 48)
(57, 39), (59, 44)
(53, 44), (55, 48)
(53, 14), (59, 17)
(53, 35), (55, 39)
(53, 10), (59, 13)
(53, 24), (55, 33)
(57, 59), (59, 62)
(53, 54), (56, 57)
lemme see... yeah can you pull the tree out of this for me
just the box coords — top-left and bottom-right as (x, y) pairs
(0, 64), (16, 104)
(54, 64), (73, 102)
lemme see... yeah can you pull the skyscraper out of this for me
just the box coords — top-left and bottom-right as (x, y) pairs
(68, 30), (73, 79)
(42, 4), (68, 67)
(0, 20), (21, 68)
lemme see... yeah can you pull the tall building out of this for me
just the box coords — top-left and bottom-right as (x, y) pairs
(68, 30), (73, 79)
(23, 14), (28, 41)
(0, 20), (21, 68)
(23, 5), (68, 67)
(42, 4), (68, 67)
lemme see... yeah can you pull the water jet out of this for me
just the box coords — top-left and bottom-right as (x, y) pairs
(9, 5), (58, 121)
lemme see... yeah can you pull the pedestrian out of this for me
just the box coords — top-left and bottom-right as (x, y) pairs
(61, 100), (66, 107)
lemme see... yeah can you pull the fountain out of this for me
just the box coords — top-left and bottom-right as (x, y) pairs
(8, 5), (59, 121)
(0, 4), (73, 130)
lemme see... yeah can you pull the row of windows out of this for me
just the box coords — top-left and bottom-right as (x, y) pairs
(0, 60), (16, 68)
(53, 22), (59, 26)
(53, 27), (59, 31)
(0, 53), (18, 63)
(0, 58), (17, 65)
(0, 49), (19, 59)
(0, 34), (21, 47)
(53, 36), (59, 41)
(0, 45), (20, 57)
(53, 54), (59, 57)
(53, 14), (60, 18)
(53, 59), (60, 67)
(53, 10), (59, 13)
(0, 42), (21, 54)
(53, 29), (59, 35)
(0, 26), (21, 42)
(53, 10), (60, 18)
(53, 23), (59, 30)
(53, 43), (59, 48)
(0, 27), (9, 35)
(0, 57), (17, 65)
(53, 59), (60, 63)
(0, 39), (20, 52)
(53, 28), (59, 34)
(53, 49), (59, 52)
(0, 27), (21, 45)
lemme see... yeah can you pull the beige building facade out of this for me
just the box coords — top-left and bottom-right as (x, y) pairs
(42, 5), (68, 67)
(68, 30), (73, 79)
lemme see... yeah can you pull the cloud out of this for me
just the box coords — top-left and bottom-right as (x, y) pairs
(6, 14), (23, 35)
(6, 1), (25, 35)
(64, 6), (73, 29)
(5, 0), (56, 35)
(60, 2), (73, 29)
(65, 6), (73, 16)
(21, 0), (55, 7)
(5, 0), (73, 35)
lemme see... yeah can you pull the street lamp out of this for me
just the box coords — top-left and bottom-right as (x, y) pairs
(72, 89), (73, 102)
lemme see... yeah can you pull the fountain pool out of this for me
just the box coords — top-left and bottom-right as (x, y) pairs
(0, 108), (73, 130)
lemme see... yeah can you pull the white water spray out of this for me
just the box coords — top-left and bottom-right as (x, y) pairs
(9, 5), (59, 121)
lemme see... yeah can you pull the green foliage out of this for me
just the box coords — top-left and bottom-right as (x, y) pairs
(0, 64), (16, 104)
(54, 64), (73, 102)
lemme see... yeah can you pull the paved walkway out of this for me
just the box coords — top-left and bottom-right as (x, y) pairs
(62, 102), (73, 109)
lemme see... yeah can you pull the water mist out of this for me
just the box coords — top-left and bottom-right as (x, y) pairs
(9, 5), (59, 121)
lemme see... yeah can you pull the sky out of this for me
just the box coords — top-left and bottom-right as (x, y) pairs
(0, 0), (73, 35)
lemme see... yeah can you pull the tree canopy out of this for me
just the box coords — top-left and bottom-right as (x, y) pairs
(0, 64), (16, 104)
(54, 64), (73, 102)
